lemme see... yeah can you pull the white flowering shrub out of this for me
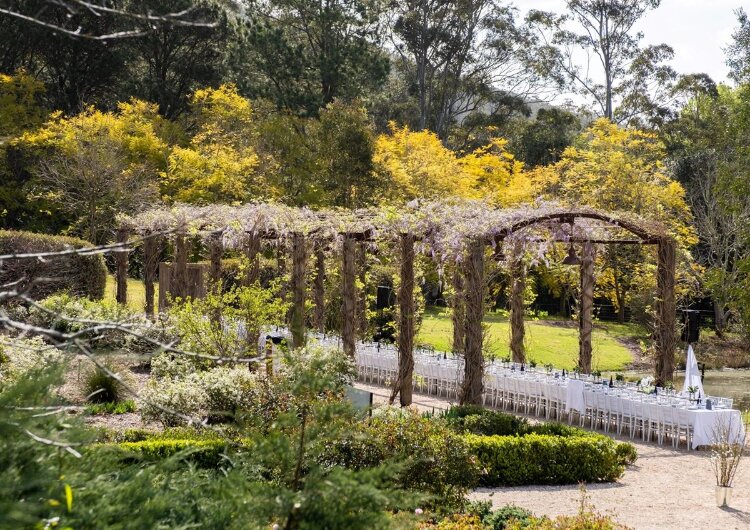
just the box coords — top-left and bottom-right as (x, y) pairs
(142, 366), (262, 426)
(141, 376), (208, 427)
(0, 336), (64, 384)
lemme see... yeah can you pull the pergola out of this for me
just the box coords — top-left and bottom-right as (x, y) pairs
(117, 200), (678, 406)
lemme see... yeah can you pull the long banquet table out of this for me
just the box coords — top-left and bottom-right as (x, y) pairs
(273, 331), (746, 450)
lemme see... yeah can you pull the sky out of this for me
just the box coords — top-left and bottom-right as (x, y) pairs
(516, 0), (746, 86)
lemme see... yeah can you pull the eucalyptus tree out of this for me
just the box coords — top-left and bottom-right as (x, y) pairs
(236, 0), (389, 116)
(385, 0), (544, 142)
(525, 0), (676, 127)
(727, 8), (750, 85)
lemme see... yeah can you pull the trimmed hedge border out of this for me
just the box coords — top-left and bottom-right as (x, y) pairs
(0, 229), (106, 299)
(98, 438), (250, 468)
(466, 432), (626, 486)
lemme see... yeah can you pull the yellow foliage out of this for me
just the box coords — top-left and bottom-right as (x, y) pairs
(0, 70), (46, 140)
(374, 124), (530, 205)
(160, 85), (264, 204)
(529, 119), (696, 245)
(14, 99), (169, 169)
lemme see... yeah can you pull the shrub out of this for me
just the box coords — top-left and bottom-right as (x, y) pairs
(141, 367), (263, 426)
(321, 409), (478, 507)
(466, 433), (626, 486)
(0, 336), (64, 384)
(105, 438), (235, 468)
(443, 406), (529, 436)
(484, 505), (535, 530)
(84, 366), (123, 403)
(0, 229), (106, 300)
(27, 293), (158, 352)
(140, 376), (208, 427)
(614, 441), (638, 466)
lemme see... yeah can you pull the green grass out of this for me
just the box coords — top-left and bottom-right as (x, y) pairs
(104, 275), (156, 312)
(85, 399), (137, 415)
(417, 307), (642, 371)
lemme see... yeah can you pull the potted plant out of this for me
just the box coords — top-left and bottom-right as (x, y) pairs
(710, 416), (746, 507)
(688, 385), (698, 401)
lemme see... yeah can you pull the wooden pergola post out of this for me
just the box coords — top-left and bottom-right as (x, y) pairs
(208, 230), (223, 291)
(143, 232), (161, 319)
(392, 233), (415, 406)
(115, 227), (130, 306)
(509, 242), (526, 364)
(451, 264), (465, 354)
(290, 232), (308, 348)
(461, 239), (485, 405)
(312, 244), (326, 333)
(655, 238), (677, 385)
(171, 230), (188, 301)
(578, 241), (595, 374)
(341, 234), (357, 358)
(243, 231), (261, 286)
(356, 242), (368, 337)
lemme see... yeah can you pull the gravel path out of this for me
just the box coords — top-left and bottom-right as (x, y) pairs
(355, 382), (750, 530)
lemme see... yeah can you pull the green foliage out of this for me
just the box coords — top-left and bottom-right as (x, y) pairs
(484, 505), (535, 530)
(442, 405), (529, 436)
(166, 282), (288, 364)
(322, 408), (479, 508)
(466, 433), (626, 486)
(237, 0), (388, 116)
(85, 400), (136, 415)
(614, 441), (639, 466)
(0, 229), (106, 299)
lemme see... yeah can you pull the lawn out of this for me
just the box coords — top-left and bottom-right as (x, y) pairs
(104, 275), (156, 311)
(417, 307), (641, 371)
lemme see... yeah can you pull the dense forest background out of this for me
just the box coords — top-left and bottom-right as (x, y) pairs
(2, 0), (750, 340)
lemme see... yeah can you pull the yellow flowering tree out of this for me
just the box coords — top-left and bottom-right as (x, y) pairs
(161, 85), (264, 204)
(374, 124), (530, 205)
(12, 99), (169, 243)
(530, 119), (696, 322)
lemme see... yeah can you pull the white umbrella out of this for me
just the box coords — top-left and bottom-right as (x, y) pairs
(682, 345), (704, 397)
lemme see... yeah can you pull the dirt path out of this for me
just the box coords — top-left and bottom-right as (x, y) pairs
(354, 383), (750, 530)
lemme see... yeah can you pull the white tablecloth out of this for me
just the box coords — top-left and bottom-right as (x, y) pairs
(690, 408), (745, 449)
(565, 379), (586, 413)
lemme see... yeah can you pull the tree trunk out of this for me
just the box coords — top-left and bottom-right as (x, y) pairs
(578, 242), (595, 374)
(208, 231), (223, 324)
(391, 234), (415, 406)
(115, 228), (129, 306)
(341, 235), (357, 358)
(313, 246), (326, 333)
(714, 300), (726, 338)
(290, 233), (308, 349)
(655, 238), (677, 386)
(509, 243), (526, 364)
(461, 240), (485, 405)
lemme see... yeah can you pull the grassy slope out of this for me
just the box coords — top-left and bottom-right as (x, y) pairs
(417, 307), (641, 372)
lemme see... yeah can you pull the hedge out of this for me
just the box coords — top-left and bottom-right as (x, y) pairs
(98, 438), (251, 468)
(466, 433), (626, 486)
(0, 229), (106, 300)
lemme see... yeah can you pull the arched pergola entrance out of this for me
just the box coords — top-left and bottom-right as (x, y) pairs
(491, 211), (676, 387)
(116, 201), (678, 406)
